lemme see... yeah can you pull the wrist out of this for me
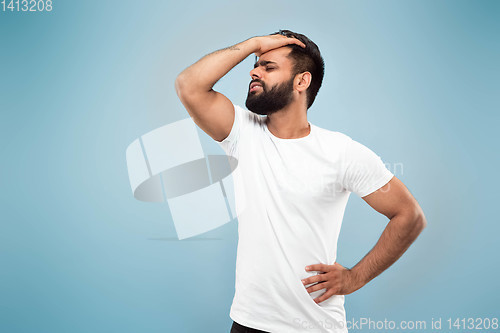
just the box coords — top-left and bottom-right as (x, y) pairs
(240, 36), (260, 55)
(349, 267), (368, 291)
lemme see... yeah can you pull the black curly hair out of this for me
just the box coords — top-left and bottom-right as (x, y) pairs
(270, 29), (325, 109)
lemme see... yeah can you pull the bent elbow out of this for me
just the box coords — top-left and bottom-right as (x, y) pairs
(412, 206), (427, 234)
(174, 74), (188, 98)
(399, 205), (427, 235)
(175, 73), (207, 103)
(416, 213), (427, 232)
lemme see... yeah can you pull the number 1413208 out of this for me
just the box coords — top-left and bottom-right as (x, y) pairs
(1, 0), (53, 12)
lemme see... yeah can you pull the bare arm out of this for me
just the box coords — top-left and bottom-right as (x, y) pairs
(174, 35), (305, 142)
(349, 176), (427, 291)
(302, 176), (427, 302)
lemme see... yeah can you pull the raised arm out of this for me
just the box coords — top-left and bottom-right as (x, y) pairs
(174, 34), (305, 142)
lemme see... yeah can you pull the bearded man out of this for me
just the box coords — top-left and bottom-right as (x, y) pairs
(175, 30), (427, 333)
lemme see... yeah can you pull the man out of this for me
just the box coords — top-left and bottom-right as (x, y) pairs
(175, 30), (427, 333)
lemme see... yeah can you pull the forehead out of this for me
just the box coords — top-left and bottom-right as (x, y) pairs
(256, 47), (293, 67)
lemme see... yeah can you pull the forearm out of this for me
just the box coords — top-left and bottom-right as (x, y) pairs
(175, 37), (258, 93)
(350, 212), (426, 290)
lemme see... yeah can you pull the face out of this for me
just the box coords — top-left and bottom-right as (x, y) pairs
(245, 47), (296, 116)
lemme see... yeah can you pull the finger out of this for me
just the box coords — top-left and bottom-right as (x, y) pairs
(292, 39), (306, 48)
(302, 272), (328, 286)
(305, 264), (326, 272)
(305, 282), (327, 294)
(313, 289), (334, 304)
(281, 37), (305, 49)
(301, 276), (316, 286)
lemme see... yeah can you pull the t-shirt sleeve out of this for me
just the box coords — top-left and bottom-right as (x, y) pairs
(341, 137), (394, 197)
(215, 104), (252, 157)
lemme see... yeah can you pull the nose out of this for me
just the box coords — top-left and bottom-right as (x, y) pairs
(249, 67), (262, 80)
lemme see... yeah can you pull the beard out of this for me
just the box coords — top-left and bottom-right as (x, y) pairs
(245, 76), (295, 116)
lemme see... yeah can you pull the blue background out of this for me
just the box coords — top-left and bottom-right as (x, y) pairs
(1, 0), (498, 332)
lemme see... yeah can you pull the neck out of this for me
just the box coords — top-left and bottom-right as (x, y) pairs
(265, 102), (310, 139)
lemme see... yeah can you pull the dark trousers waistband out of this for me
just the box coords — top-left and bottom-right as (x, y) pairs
(230, 320), (270, 333)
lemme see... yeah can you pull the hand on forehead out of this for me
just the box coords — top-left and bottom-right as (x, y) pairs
(255, 47), (293, 67)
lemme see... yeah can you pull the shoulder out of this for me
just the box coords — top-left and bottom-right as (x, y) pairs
(313, 124), (377, 153)
(311, 123), (353, 146)
(310, 125), (384, 163)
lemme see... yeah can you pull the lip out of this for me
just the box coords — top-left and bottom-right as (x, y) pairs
(249, 82), (263, 91)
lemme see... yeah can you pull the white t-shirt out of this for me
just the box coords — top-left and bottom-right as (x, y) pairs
(216, 104), (394, 333)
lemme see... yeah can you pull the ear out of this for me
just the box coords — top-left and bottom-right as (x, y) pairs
(295, 72), (312, 92)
